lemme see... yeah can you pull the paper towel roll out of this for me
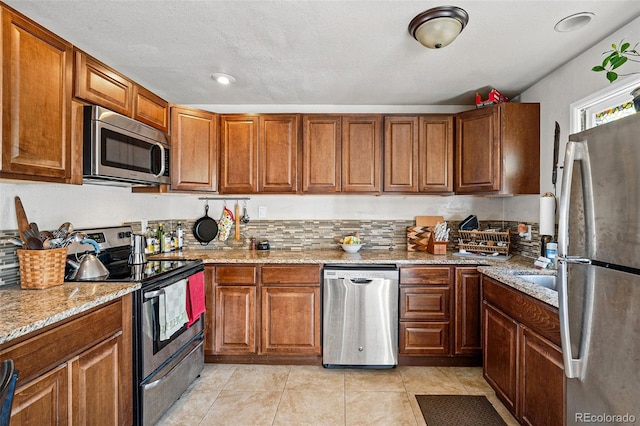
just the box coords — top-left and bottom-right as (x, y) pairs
(539, 196), (556, 236)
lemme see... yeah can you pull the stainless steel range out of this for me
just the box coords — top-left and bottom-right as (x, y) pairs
(65, 226), (205, 426)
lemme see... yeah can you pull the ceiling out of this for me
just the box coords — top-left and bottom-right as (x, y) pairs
(5, 0), (640, 106)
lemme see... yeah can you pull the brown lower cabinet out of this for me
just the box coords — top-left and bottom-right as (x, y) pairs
(205, 264), (321, 361)
(482, 275), (565, 426)
(399, 266), (481, 364)
(2, 295), (133, 426)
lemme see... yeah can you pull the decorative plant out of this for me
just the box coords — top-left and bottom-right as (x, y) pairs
(592, 40), (640, 83)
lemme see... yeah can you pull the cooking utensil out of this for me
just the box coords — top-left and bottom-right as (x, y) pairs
(192, 203), (218, 245)
(235, 201), (241, 241)
(55, 222), (72, 239)
(67, 239), (109, 280)
(241, 201), (250, 224)
(552, 121), (560, 189)
(30, 222), (40, 238)
(6, 237), (25, 248)
(26, 236), (44, 250)
(14, 197), (31, 243)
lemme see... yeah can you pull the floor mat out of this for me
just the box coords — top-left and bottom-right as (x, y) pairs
(415, 395), (507, 426)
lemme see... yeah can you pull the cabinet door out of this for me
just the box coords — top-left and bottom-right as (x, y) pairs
(219, 115), (259, 193)
(215, 286), (257, 354)
(1, 8), (73, 181)
(301, 115), (341, 193)
(455, 106), (501, 193)
(399, 322), (450, 355)
(261, 286), (321, 354)
(341, 115), (381, 193)
(383, 116), (418, 192)
(419, 115), (453, 193)
(260, 115), (298, 193)
(74, 49), (132, 116)
(11, 364), (69, 425)
(483, 301), (519, 414)
(170, 106), (217, 192)
(520, 327), (565, 426)
(454, 267), (482, 355)
(133, 85), (169, 132)
(71, 332), (123, 425)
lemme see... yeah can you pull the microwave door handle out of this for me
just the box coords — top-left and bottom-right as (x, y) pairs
(152, 143), (166, 178)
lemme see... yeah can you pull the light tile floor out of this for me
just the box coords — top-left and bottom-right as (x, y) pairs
(157, 364), (519, 426)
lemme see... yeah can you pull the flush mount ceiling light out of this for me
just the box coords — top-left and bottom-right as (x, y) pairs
(408, 5), (469, 49)
(211, 73), (236, 85)
(554, 12), (594, 32)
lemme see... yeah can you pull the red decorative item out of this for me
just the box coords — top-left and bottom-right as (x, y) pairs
(475, 88), (509, 108)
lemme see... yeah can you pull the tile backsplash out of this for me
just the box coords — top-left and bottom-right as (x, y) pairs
(0, 218), (547, 286)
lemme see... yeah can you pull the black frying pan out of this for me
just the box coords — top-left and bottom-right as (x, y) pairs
(193, 204), (218, 245)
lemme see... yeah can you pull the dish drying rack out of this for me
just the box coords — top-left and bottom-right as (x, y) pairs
(457, 230), (510, 255)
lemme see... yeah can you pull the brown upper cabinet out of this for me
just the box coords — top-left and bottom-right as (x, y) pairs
(341, 115), (382, 193)
(455, 103), (540, 195)
(219, 114), (298, 194)
(383, 115), (453, 193)
(170, 106), (217, 192)
(219, 115), (259, 193)
(302, 114), (381, 193)
(74, 49), (169, 133)
(301, 115), (341, 193)
(0, 6), (74, 183)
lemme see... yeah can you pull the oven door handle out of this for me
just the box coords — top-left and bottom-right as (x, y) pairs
(144, 289), (165, 299)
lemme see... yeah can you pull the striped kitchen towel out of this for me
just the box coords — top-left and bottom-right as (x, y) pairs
(159, 279), (188, 341)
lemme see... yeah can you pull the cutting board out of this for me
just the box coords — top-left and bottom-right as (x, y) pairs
(415, 216), (444, 227)
(408, 216), (445, 252)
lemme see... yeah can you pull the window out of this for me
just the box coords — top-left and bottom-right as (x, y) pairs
(570, 76), (640, 132)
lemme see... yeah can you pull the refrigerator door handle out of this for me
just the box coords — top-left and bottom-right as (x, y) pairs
(556, 255), (591, 264)
(557, 140), (594, 380)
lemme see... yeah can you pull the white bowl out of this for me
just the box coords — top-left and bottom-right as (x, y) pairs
(340, 244), (363, 253)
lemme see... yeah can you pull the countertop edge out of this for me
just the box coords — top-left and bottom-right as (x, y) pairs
(0, 282), (140, 346)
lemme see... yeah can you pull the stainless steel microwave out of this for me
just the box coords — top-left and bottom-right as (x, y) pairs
(83, 105), (170, 186)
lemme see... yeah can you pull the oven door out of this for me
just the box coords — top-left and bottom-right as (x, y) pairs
(141, 283), (203, 379)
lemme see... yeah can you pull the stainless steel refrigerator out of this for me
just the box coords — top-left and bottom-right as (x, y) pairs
(558, 113), (640, 426)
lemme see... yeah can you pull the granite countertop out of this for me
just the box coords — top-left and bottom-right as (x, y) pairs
(0, 282), (140, 346)
(155, 248), (558, 307)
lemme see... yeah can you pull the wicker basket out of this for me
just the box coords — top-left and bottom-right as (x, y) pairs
(17, 247), (68, 289)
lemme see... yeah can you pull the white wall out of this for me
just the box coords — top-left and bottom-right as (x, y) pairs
(0, 180), (514, 230)
(507, 15), (640, 216)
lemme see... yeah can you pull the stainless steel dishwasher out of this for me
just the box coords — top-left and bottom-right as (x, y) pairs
(322, 264), (399, 368)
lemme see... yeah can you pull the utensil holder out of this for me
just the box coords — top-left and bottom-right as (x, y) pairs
(17, 247), (68, 289)
(427, 235), (448, 255)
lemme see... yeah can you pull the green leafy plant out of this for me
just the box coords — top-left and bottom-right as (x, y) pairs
(592, 40), (640, 83)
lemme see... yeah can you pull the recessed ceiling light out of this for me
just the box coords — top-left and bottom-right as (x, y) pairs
(211, 73), (236, 85)
(554, 12), (594, 32)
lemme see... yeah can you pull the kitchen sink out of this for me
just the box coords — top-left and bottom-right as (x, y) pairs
(515, 274), (557, 291)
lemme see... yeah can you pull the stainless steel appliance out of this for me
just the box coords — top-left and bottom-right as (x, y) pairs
(83, 105), (170, 186)
(558, 113), (640, 425)
(66, 226), (204, 426)
(322, 265), (399, 368)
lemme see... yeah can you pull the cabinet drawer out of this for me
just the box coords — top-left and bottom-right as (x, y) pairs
(400, 287), (450, 320)
(399, 321), (450, 355)
(0, 299), (122, 385)
(400, 266), (452, 285)
(262, 265), (320, 285)
(215, 266), (257, 285)
(482, 276), (560, 346)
